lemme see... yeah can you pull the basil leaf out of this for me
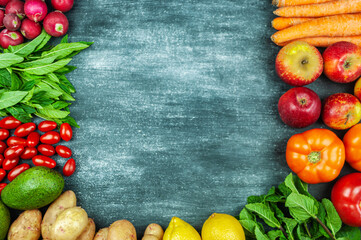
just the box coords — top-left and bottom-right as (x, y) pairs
(322, 199), (342, 236)
(57, 75), (75, 93)
(41, 42), (90, 60)
(21, 58), (72, 75)
(54, 65), (77, 74)
(14, 56), (57, 69)
(21, 80), (36, 91)
(9, 30), (48, 57)
(61, 116), (79, 128)
(0, 53), (24, 68)
(10, 72), (22, 91)
(255, 227), (270, 240)
(246, 203), (281, 228)
(0, 91), (28, 110)
(42, 78), (75, 101)
(37, 105), (69, 119)
(61, 34), (69, 43)
(336, 225), (361, 240)
(34, 32), (52, 52)
(6, 106), (31, 122)
(0, 68), (11, 87)
(285, 193), (318, 222)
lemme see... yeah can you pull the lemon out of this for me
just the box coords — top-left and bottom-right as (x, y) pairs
(163, 216), (201, 240)
(202, 213), (246, 240)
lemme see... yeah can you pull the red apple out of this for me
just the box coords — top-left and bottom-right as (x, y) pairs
(276, 41), (323, 86)
(322, 93), (361, 130)
(278, 87), (321, 128)
(323, 41), (361, 83)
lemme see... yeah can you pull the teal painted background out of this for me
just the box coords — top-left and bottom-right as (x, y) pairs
(34, 0), (356, 237)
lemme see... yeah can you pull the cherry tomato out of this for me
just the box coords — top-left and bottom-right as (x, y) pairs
(14, 122), (36, 137)
(2, 157), (19, 171)
(332, 173), (361, 227)
(38, 121), (57, 132)
(0, 169), (6, 182)
(38, 144), (55, 156)
(0, 183), (6, 194)
(0, 154), (3, 167)
(0, 129), (9, 141)
(63, 158), (76, 176)
(7, 163), (30, 181)
(60, 123), (72, 141)
(0, 141), (6, 154)
(0, 116), (21, 129)
(4, 145), (25, 159)
(27, 132), (40, 147)
(7, 136), (27, 147)
(32, 155), (56, 168)
(20, 147), (37, 159)
(56, 145), (72, 158)
(40, 131), (60, 145)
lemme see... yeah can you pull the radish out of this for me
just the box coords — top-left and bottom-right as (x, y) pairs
(0, 0), (10, 6)
(20, 18), (41, 39)
(43, 11), (68, 37)
(3, 13), (21, 31)
(51, 0), (74, 13)
(24, 0), (47, 22)
(5, 0), (25, 20)
(0, 29), (24, 48)
(0, 10), (4, 28)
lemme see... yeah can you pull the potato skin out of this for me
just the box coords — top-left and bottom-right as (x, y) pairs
(76, 218), (95, 240)
(8, 209), (42, 240)
(42, 190), (77, 240)
(51, 207), (88, 240)
(142, 223), (163, 240)
(93, 228), (108, 240)
(108, 220), (137, 240)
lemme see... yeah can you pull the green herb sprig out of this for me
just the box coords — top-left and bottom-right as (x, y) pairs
(239, 173), (361, 240)
(0, 30), (92, 127)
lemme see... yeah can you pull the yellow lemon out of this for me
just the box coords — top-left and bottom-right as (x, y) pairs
(163, 216), (201, 240)
(201, 213), (246, 240)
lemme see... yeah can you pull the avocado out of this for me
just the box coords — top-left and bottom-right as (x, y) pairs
(1, 166), (64, 210)
(0, 199), (10, 240)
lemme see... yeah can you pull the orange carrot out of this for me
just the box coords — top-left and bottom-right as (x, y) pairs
(274, 0), (361, 17)
(272, 17), (314, 30)
(278, 36), (361, 47)
(271, 14), (361, 45)
(272, 0), (334, 7)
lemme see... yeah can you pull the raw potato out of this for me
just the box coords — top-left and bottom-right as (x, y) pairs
(42, 190), (77, 240)
(76, 218), (95, 240)
(51, 207), (88, 240)
(142, 223), (163, 240)
(93, 228), (109, 240)
(108, 220), (137, 240)
(8, 209), (42, 240)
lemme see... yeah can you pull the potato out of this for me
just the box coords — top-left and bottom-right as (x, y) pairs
(51, 207), (88, 240)
(76, 218), (95, 240)
(142, 223), (163, 240)
(107, 220), (137, 240)
(93, 228), (109, 240)
(8, 209), (42, 240)
(42, 190), (77, 240)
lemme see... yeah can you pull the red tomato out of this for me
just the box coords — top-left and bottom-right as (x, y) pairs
(20, 147), (37, 159)
(38, 121), (57, 132)
(0, 141), (6, 154)
(32, 155), (56, 168)
(7, 163), (30, 181)
(27, 132), (40, 147)
(40, 131), (60, 145)
(4, 145), (24, 159)
(0, 154), (3, 167)
(56, 145), (72, 158)
(332, 173), (361, 227)
(0, 169), (5, 182)
(63, 158), (76, 176)
(14, 122), (36, 137)
(0, 129), (9, 141)
(2, 157), (19, 170)
(38, 144), (55, 156)
(60, 123), (72, 141)
(7, 136), (27, 147)
(0, 183), (6, 194)
(0, 116), (21, 129)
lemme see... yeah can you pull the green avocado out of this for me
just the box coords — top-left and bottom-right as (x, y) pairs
(1, 166), (64, 210)
(0, 199), (10, 240)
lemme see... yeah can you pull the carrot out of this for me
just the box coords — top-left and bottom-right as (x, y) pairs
(278, 36), (361, 47)
(272, 0), (334, 7)
(271, 14), (361, 45)
(274, 0), (361, 17)
(272, 17), (314, 30)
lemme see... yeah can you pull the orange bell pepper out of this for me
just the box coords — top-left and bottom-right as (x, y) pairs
(286, 128), (345, 184)
(343, 124), (361, 171)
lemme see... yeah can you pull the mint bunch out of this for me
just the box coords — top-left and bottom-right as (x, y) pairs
(0, 30), (92, 127)
(239, 173), (361, 240)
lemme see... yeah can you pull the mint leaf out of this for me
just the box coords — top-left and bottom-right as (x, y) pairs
(336, 225), (361, 240)
(285, 193), (318, 222)
(0, 53), (24, 68)
(0, 91), (28, 110)
(278, 182), (292, 197)
(322, 198), (342, 236)
(281, 217), (297, 240)
(255, 227), (270, 240)
(284, 173), (299, 194)
(240, 208), (255, 221)
(248, 195), (264, 204)
(246, 203), (281, 228)
(267, 230), (285, 240)
(296, 224), (312, 240)
(270, 203), (284, 219)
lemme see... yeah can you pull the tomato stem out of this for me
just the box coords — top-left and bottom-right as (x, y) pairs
(308, 151), (321, 164)
(315, 217), (336, 240)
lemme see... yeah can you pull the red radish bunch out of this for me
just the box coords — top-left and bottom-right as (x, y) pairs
(0, 117), (76, 193)
(0, 0), (75, 48)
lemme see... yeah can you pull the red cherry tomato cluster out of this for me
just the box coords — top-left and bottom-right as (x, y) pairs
(0, 116), (76, 191)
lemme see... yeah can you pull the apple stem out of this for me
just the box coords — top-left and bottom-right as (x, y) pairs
(308, 151), (321, 164)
